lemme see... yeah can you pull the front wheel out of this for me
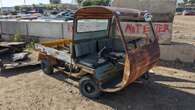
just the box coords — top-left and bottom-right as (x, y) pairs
(141, 71), (150, 80)
(41, 59), (54, 75)
(79, 76), (101, 99)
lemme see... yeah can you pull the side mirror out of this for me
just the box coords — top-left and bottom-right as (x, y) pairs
(144, 13), (152, 22)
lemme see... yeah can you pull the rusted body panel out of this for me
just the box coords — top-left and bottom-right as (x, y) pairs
(75, 6), (145, 20)
(36, 39), (73, 63)
(40, 39), (72, 47)
(125, 41), (160, 86)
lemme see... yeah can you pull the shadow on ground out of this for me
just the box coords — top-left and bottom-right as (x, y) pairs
(1, 64), (195, 110)
(0, 65), (40, 78)
(95, 73), (195, 110)
(47, 70), (195, 110)
(159, 60), (195, 73)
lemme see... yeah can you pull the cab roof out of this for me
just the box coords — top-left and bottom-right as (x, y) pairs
(75, 6), (146, 20)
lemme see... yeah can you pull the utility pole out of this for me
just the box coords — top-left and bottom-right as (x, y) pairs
(72, 0), (78, 4)
(0, 0), (3, 14)
(24, 0), (26, 5)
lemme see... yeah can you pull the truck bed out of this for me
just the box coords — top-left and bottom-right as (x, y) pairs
(35, 39), (72, 63)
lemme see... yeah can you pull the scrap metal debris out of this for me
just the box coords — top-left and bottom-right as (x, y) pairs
(0, 41), (38, 71)
(12, 52), (29, 62)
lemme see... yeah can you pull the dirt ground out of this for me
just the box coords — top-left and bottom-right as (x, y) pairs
(173, 15), (195, 44)
(0, 16), (195, 110)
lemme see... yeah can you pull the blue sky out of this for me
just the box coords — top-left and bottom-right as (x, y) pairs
(178, 0), (183, 2)
(1, 0), (74, 7)
(1, 0), (183, 7)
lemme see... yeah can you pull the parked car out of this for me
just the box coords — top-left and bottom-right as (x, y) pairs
(40, 10), (75, 21)
(176, 7), (184, 15)
(55, 11), (74, 21)
(183, 10), (195, 16)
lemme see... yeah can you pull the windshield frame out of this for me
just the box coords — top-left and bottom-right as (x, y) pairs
(111, 15), (157, 52)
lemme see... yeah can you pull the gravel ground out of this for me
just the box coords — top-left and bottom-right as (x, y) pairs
(173, 15), (195, 44)
(0, 63), (195, 110)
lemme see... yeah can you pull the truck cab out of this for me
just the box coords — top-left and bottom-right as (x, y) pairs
(35, 6), (160, 98)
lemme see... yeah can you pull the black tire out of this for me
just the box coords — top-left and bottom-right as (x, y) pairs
(142, 71), (150, 80)
(41, 59), (54, 75)
(0, 59), (4, 73)
(79, 76), (101, 99)
(0, 68), (2, 73)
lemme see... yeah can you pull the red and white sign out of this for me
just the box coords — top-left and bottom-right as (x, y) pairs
(118, 22), (172, 41)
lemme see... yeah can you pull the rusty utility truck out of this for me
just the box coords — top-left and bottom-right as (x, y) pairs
(35, 6), (160, 98)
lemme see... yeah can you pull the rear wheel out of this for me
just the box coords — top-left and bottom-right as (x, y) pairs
(41, 59), (54, 75)
(79, 76), (101, 99)
(0, 59), (4, 73)
(141, 71), (150, 80)
(0, 67), (3, 73)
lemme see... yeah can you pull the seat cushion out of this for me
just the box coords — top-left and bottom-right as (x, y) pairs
(75, 40), (97, 57)
(75, 42), (90, 57)
(78, 54), (107, 68)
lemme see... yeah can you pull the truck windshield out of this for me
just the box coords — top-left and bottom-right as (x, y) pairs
(77, 19), (109, 33)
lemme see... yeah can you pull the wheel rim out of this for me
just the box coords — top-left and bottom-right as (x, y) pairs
(84, 83), (95, 94)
